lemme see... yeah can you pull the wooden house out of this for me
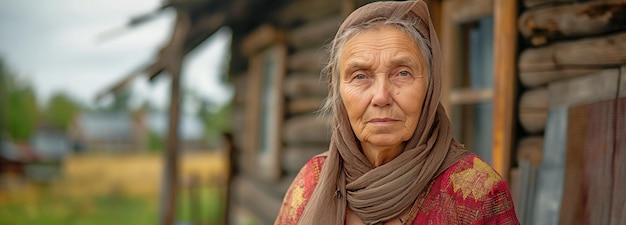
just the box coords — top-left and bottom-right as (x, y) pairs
(101, 0), (626, 224)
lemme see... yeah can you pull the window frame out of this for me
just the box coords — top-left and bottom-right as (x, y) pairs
(440, 0), (517, 180)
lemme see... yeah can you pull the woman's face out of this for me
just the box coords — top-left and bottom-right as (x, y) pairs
(339, 25), (428, 149)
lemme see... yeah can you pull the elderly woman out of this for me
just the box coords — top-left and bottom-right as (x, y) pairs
(275, 1), (519, 224)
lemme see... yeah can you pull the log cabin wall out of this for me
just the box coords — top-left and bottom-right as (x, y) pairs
(228, 1), (376, 224)
(515, 0), (626, 224)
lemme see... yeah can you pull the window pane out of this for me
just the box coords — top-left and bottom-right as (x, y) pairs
(452, 15), (494, 164)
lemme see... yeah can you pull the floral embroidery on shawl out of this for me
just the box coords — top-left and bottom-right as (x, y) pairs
(274, 156), (325, 225)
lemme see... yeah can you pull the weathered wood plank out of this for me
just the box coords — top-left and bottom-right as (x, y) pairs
(287, 97), (324, 115)
(283, 74), (327, 98)
(520, 68), (602, 87)
(584, 100), (615, 225)
(288, 48), (328, 73)
(519, 1), (626, 46)
(283, 115), (332, 145)
(519, 32), (626, 72)
(288, 16), (342, 50)
(532, 107), (568, 225)
(282, 145), (327, 175)
(612, 97), (626, 225)
(519, 88), (548, 134)
(558, 104), (588, 225)
(548, 68), (619, 109)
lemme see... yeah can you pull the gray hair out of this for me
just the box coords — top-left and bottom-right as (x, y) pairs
(319, 17), (433, 118)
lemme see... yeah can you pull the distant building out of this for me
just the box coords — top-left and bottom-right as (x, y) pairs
(68, 110), (206, 152)
(69, 111), (140, 151)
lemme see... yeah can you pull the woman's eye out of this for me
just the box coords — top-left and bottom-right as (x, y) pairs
(399, 71), (410, 77)
(355, 74), (367, 80)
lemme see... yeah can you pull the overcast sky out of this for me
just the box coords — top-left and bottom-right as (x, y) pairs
(0, 0), (232, 111)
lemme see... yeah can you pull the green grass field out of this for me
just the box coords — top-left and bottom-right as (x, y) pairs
(0, 152), (227, 225)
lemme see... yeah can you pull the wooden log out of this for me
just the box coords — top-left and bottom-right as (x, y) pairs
(284, 73), (328, 98)
(517, 136), (544, 165)
(274, 0), (340, 26)
(232, 177), (282, 224)
(282, 145), (327, 175)
(288, 16), (342, 50)
(519, 32), (626, 72)
(288, 48), (328, 73)
(523, 0), (576, 9)
(548, 68), (619, 109)
(287, 97), (324, 115)
(241, 25), (285, 56)
(519, 1), (626, 46)
(520, 68), (602, 87)
(283, 115), (332, 145)
(519, 88), (548, 134)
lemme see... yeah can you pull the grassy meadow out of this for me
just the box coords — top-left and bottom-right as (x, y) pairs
(0, 151), (227, 225)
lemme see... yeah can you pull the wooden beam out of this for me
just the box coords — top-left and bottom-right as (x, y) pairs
(97, 5), (231, 99)
(492, 0), (517, 181)
(440, 0), (460, 111)
(159, 9), (191, 225)
(449, 88), (493, 105)
(519, 0), (626, 46)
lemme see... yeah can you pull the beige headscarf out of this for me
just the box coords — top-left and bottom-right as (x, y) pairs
(298, 1), (469, 225)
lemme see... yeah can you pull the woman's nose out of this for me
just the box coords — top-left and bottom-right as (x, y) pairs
(371, 78), (392, 107)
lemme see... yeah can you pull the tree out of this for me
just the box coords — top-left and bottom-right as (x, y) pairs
(45, 92), (81, 131)
(197, 100), (232, 148)
(0, 60), (39, 142)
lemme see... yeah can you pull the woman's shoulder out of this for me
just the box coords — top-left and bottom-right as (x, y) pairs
(415, 154), (519, 224)
(274, 153), (327, 225)
(437, 154), (508, 201)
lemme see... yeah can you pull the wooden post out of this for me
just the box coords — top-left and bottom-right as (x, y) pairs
(159, 10), (191, 225)
(492, 0), (517, 181)
(161, 71), (181, 225)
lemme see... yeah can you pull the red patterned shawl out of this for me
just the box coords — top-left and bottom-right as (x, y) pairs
(275, 154), (519, 225)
